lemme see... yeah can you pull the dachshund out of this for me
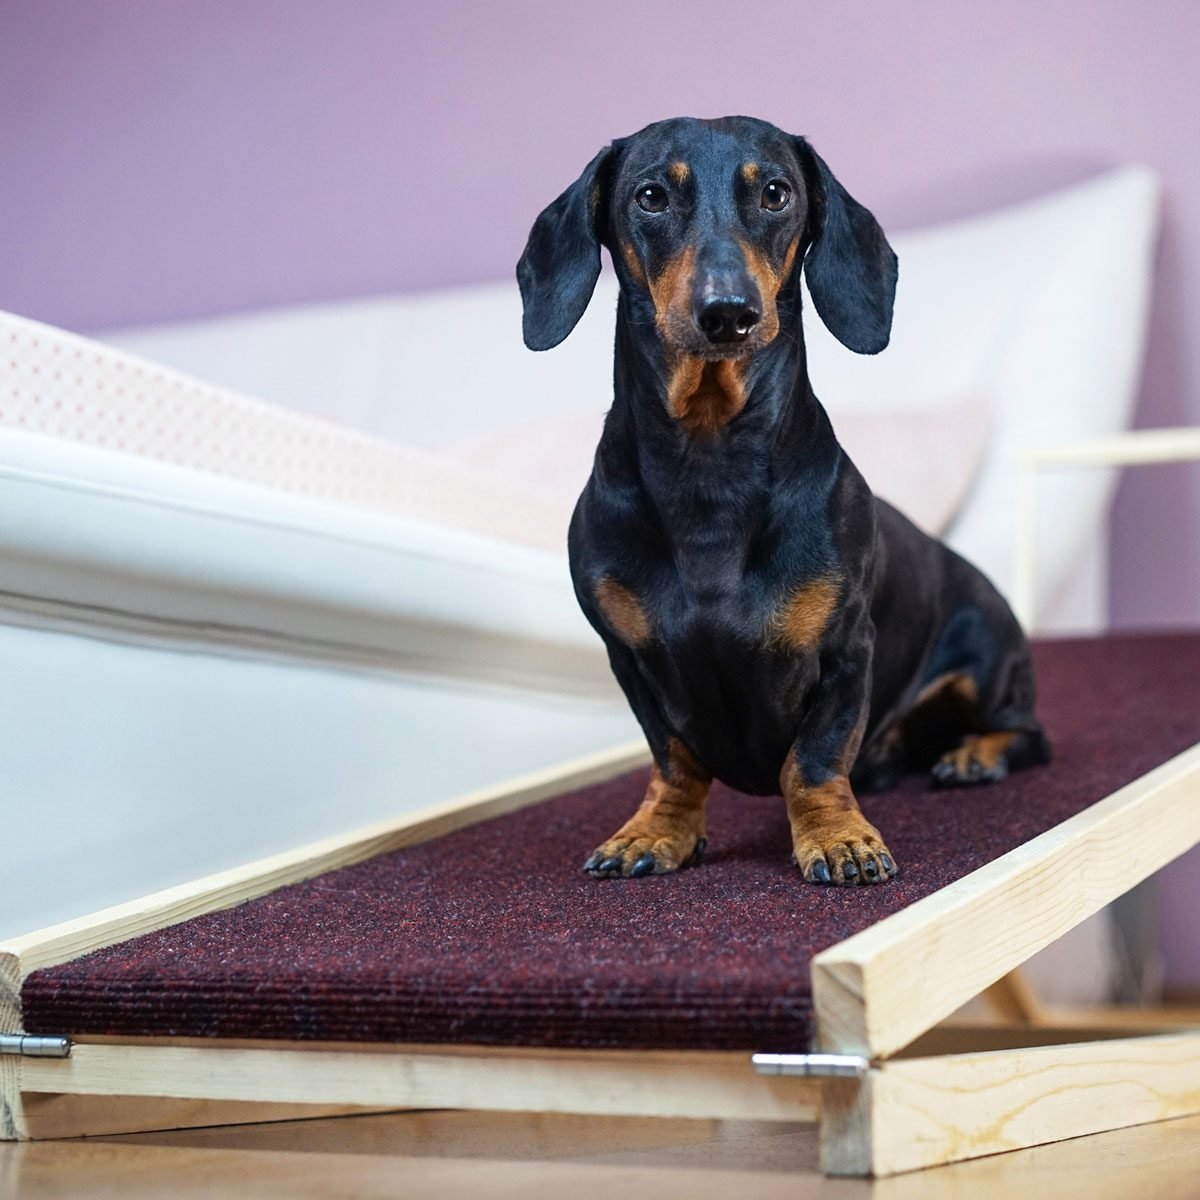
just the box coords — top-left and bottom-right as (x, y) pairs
(517, 116), (1050, 885)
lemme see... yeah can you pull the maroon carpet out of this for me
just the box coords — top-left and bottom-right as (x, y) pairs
(23, 634), (1200, 1052)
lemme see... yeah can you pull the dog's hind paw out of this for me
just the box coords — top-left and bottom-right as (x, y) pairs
(932, 732), (1016, 787)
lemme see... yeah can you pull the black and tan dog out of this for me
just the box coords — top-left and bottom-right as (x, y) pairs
(517, 116), (1050, 886)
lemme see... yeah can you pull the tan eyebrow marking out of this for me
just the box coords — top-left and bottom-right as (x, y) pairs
(741, 162), (760, 184)
(667, 161), (690, 184)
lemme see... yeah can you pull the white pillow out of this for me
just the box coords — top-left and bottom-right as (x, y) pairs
(447, 392), (991, 538)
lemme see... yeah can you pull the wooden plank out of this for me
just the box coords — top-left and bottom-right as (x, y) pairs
(1024, 426), (1200, 469)
(980, 970), (1043, 1025)
(0, 1060), (21, 1143)
(0, 739), (649, 1001)
(821, 1029), (1200, 1176)
(19, 1040), (822, 1125)
(942, 1005), (1200, 1033)
(0, 959), (23, 1141)
(1036, 1003), (1200, 1032)
(1016, 426), (1200, 626)
(899, 1023), (1150, 1057)
(812, 740), (1200, 1058)
(21, 1093), (399, 1141)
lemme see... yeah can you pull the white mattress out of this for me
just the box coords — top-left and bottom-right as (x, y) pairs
(0, 311), (612, 697)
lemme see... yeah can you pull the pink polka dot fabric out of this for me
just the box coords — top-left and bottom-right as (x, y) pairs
(0, 310), (566, 552)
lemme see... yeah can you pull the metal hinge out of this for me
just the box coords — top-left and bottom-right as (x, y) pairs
(752, 1052), (870, 1079)
(0, 1034), (72, 1058)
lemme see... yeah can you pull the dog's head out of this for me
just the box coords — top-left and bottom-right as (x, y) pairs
(518, 116), (897, 359)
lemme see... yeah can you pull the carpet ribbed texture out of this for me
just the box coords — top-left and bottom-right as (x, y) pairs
(23, 634), (1200, 1051)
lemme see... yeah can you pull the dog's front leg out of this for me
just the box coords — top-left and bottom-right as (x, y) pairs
(783, 657), (898, 886)
(584, 740), (711, 879)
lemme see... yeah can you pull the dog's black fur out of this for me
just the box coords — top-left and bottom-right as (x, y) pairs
(518, 116), (1050, 885)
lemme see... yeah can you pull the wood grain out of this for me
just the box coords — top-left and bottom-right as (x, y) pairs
(21, 1093), (397, 1141)
(812, 740), (1200, 1058)
(0, 955), (22, 1141)
(823, 1029), (1200, 1176)
(20, 1039), (822, 1125)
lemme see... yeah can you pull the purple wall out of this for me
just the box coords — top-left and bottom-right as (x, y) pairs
(3, 2), (1200, 981)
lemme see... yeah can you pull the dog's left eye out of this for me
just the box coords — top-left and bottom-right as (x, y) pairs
(761, 180), (792, 212)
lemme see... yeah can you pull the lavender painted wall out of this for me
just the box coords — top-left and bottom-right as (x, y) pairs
(3, 1), (1199, 982)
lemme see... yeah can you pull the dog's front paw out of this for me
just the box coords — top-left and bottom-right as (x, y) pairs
(583, 830), (706, 879)
(791, 812), (897, 886)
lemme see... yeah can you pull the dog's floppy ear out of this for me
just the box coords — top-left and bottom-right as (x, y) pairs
(517, 146), (615, 351)
(793, 138), (897, 355)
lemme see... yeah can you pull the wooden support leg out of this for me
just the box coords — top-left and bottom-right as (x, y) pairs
(0, 954), (26, 1142)
(981, 968), (1044, 1025)
(820, 1030), (1200, 1177)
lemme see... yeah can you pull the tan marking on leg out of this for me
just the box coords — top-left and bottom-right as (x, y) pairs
(912, 671), (979, 709)
(933, 731), (1018, 786)
(665, 356), (748, 435)
(594, 576), (651, 645)
(587, 739), (711, 877)
(667, 161), (690, 185)
(767, 575), (841, 650)
(781, 758), (896, 885)
(972, 731), (1017, 768)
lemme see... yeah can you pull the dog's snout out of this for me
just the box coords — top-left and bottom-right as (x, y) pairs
(696, 297), (761, 345)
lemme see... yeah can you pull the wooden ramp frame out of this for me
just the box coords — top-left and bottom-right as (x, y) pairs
(4, 429), (1200, 1176)
(4, 734), (1200, 1175)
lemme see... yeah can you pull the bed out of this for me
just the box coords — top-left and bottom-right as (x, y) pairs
(0, 166), (1162, 949)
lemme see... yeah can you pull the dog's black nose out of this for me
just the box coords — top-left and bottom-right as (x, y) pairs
(696, 298), (761, 345)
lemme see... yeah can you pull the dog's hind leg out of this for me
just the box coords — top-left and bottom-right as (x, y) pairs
(915, 608), (1051, 788)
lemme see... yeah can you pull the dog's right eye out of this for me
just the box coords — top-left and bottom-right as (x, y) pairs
(635, 184), (669, 213)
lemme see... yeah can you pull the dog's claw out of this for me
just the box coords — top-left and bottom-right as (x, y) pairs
(630, 852), (657, 877)
(840, 859), (859, 882)
(808, 858), (832, 884)
(881, 853), (896, 877)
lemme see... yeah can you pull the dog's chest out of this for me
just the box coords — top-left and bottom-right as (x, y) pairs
(629, 553), (824, 791)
